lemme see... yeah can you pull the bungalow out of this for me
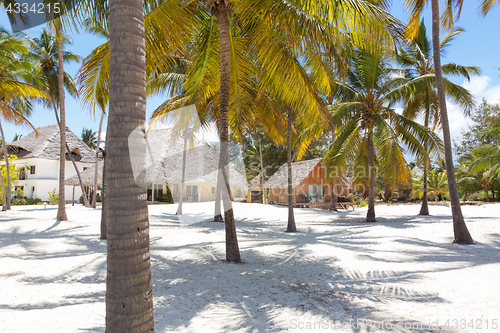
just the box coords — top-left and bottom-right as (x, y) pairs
(144, 128), (248, 202)
(246, 174), (264, 203)
(263, 157), (352, 208)
(5, 124), (96, 201)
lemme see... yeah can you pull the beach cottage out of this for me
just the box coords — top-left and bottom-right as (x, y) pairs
(5, 124), (96, 201)
(263, 157), (352, 208)
(144, 128), (248, 203)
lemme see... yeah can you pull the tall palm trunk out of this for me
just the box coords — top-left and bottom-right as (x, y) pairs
(106, 0), (155, 330)
(55, 21), (67, 221)
(431, 0), (473, 244)
(259, 137), (265, 204)
(176, 126), (189, 215)
(0, 158), (6, 211)
(366, 132), (376, 222)
(215, 3), (241, 263)
(286, 107), (297, 232)
(52, 100), (90, 207)
(93, 110), (105, 208)
(100, 151), (107, 239)
(0, 121), (11, 209)
(420, 114), (430, 215)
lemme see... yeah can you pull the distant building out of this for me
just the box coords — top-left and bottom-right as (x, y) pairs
(144, 128), (248, 203)
(263, 157), (352, 208)
(5, 124), (95, 201)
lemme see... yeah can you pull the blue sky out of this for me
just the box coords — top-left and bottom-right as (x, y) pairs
(1, 1), (499, 145)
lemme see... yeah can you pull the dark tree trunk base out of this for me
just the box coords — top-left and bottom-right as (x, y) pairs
(213, 214), (224, 222)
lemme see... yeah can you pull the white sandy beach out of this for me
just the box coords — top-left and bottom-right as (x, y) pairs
(1, 202), (499, 332)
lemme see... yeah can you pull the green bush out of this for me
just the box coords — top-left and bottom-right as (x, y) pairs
(48, 189), (59, 205)
(11, 198), (42, 205)
(359, 199), (368, 208)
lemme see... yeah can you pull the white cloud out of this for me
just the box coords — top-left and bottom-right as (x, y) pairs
(461, 75), (500, 104)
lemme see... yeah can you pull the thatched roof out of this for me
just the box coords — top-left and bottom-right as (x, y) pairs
(248, 174), (263, 191)
(65, 160), (103, 186)
(263, 157), (352, 189)
(144, 129), (248, 188)
(263, 158), (322, 189)
(6, 124), (96, 163)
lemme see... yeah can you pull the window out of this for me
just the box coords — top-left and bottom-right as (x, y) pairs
(173, 184), (178, 193)
(83, 167), (88, 171)
(30, 165), (35, 175)
(211, 187), (215, 194)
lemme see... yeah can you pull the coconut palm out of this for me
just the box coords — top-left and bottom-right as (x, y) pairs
(427, 169), (448, 201)
(105, 0), (155, 330)
(24, 26), (87, 214)
(460, 144), (500, 202)
(81, 127), (97, 149)
(399, 20), (478, 215)
(324, 46), (443, 222)
(405, 0), (477, 244)
(0, 28), (44, 210)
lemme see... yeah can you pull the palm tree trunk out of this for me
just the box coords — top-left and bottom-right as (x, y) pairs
(0, 121), (11, 209)
(419, 111), (431, 215)
(100, 152), (107, 239)
(213, 176), (223, 221)
(106, 0), (155, 329)
(55, 21), (67, 221)
(329, 183), (337, 211)
(431, 0), (473, 243)
(483, 184), (490, 202)
(176, 126), (189, 215)
(52, 101), (90, 208)
(419, 161), (430, 215)
(93, 110), (105, 208)
(366, 132), (376, 222)
(0, 160), (6, 211)
(215, 3), (241, 263)
(287, 107), (297, 232)
(259, 137), (266, 204)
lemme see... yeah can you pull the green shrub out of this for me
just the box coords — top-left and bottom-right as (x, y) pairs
(359, 199), (368, 208)
(11, 198), (42, 205)
(48, 189), (59, 205)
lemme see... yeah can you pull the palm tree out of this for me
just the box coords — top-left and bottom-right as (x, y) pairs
(24, 26), (87, 214)
(460, 144), (500, 202)
(105, 0), (155, 330)
(81, 127), (97, 149)
(324, 46), (443, 222)
(405, 0), (481, 245)
(427, 169), (448, 201)
(0, 28), (44, 210)
(399, 20), (478, 215)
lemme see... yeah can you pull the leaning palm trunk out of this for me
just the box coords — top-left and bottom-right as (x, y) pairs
(366, 133), (376, 222)
(215, 4), (241, 263)
(176, 127), (189, 215)
(92, 110), (105, 208)
(52, 101), (90, 208)
(55, 21), (67, 221)
(0, 121), (11, 209)
(431, 0), (473, 244)
(106, 0), (155, 329)
(286, 107), (297, 232)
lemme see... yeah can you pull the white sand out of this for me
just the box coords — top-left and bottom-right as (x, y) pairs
(1, 202), (499, 332)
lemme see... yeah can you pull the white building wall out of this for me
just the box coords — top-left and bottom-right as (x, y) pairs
(11, 158), (94, 202)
